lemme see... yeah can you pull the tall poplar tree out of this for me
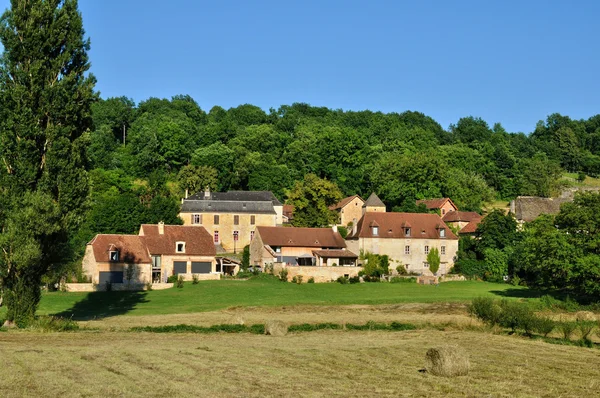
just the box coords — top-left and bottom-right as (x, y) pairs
(0, 0), (96, 326)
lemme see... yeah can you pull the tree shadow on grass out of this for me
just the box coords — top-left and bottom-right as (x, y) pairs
(490, 288), (547, 299)
(54, 291), (149, 321)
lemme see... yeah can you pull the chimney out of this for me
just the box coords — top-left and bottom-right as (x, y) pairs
(352, 218), (358, 235)
(158, 221), (165, 235)
(185, 189), (189, 199)
(204, 186), (211, 200)
(332, 225), (338, 233)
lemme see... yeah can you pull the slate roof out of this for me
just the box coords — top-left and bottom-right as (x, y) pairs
(416, 198), (457, 211)
(363, 192), (386, 208)
(346, 212), (457, 240)
(88, 235), (151, 264)
(140, 224), (216, 256)
(256, 226), (346, 248)
(330, 195), (364, 210)
(312, 249), (358, 258)
(182, 190), (281, 214)
(442, 211), (481, 223)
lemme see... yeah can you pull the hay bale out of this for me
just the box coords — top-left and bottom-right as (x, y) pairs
(265, 319), (287, 336)
(575, 311), (596, 322)
(425, 345), (470, 377)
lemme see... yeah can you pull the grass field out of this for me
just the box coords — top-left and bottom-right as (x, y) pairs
(0, 278), (533, 321)
(1, 329), (599, 397)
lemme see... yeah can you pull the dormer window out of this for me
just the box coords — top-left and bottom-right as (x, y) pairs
(176, 242), (186, 253)
(404, 227), (411, 237)
(373, 226), (379, 236)
(109, 250), (119, 262)
(439, 228), (446, 238)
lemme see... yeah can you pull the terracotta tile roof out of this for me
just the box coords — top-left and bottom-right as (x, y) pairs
(283, 204), (295, 220)
(346, 212), (458, 240)
(416, 198), (457, 211)
(363, 192), (386, 208)
(140, 224), (216, 256)
(88, 235), (151, 264)
(330, 195), (364, 210)
(256, 226), (346, 248)
(459, 219), (482, 234)
(442, 211), (481, 223)
(312, 249), (358, 258)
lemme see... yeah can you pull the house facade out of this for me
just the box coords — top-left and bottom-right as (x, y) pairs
(330, 195), (364, 226)
(179, 189), (283, 252)
(82, 223), (217, 287)
(345, 212), (459, 276)
(416, 198), (458, 216)
(362, 192), (386, 214)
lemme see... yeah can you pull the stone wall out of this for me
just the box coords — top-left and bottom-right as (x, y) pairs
(65, 283), (175, 292)
(272, 263), (362, 283)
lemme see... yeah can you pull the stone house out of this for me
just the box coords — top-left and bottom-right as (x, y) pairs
(416, 198), (458, 216)
(362, 192), (386, 213)
(345, 212), (459, 276)
(330, 195), (364, 226)
(442, 211), (482, 232)
(82, 223), (217, 286)
(179, 189), (283, 253)
(250, 226), (353, 266)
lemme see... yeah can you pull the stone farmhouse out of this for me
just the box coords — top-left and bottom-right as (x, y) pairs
(330, 195), (364, 226)
(345, 212), (459, 276)
(416, 197), (458, 216)
(179, 189), (283, 253)
(442, 211), (483, 235)
(82, 222), (217, 286)
(363, 192), (386, 213)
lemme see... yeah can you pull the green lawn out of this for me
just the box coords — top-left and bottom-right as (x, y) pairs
(1, 277), (536, 321)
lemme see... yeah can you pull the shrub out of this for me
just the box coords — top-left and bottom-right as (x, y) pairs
(348, 275), (360, 284)
(176, 275), (185, 288)
(331, 263), (338, 267)
(389, 322), (417, 331)
(577, 321), (595, 341)
(236, 270), (253, 279)
(425, 345), (470, 377)
(192, 274), (199, 285)
(468, 297), (502, 327)
(396, 264), (407, 275)
(291, 275), (303, 284)
(336, 276), (348, 284)
(278, 268), (288, 282)
(30, 316), (79, 332)
(167, 275), (178, 284)
(577, 171), (586, 182)
(498, 300), (535, 334)
(307, 277), (315, 283)
(510, 275), (521, 286)
(558, 321), (577, 340)
(534, 317), (555, 337)
(390, 276), (416, 283)
(288, 323), (342, 332)
(337, 226), (348, 238)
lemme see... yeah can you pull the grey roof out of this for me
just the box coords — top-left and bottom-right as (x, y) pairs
(181, 200), (277, 214)
(363, 192), (386, 208)
(512, 196), (569, 222)
(187, 190), (282, 206)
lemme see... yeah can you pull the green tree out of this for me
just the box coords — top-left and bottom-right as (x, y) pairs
(177, 164), (218, 196)
(286, 174), (343, 227)
(476, 210), (518, 252)
(427, 248), (441, 275)
(0, 0), (96, 326)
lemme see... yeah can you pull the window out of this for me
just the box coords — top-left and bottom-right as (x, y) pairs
(404, 245), (410, 255)
(424, 245), (429, 255)
(214, 231), (219, 243)
(250, 230), (255, 241)
(424, 262), (429, 268)
(176, 242), (185, 253)
(373, 226), (379, 236)
(441, 246), (446, 255)
(442, 209), (446, 215)
(274, 246), (281, 253)
(233, 231), (239, 241)
(250, 215), (255, 225)
(440, 228), (446, 238)
(404, 227), (411, 237)
(192, 214), (202, 225)
(234, 215), (239, 225)
(214, 215), (220, 225)
(109, 250), (119, 262)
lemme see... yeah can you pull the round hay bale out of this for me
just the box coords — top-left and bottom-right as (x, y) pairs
(575, 311), (596, 322)
(425, 345), (470, 377)
(265, 319), (287, 337)
(2, 320), (17, 329)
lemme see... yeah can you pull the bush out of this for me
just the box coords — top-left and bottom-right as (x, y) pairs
(336, 276), (348, 284)
(337, 226), (348, 239)
(278, 268), (288, 282)
(30, 316), (79, 332)
(390, 276), (416, 283)
(192, 274), (199, 285)
(558, 321), (577, 340)
(577, 171), (586, 182)
(498, 300), (536, 334)
(176, 275), (185, 288)
(534, 317), (555, 337)
(348, 275), (360, 284)
(307, 277), (315, 283)
(331, 263), (338, 267)
(167, 275), (178, 284)
(236, 270), (253, 279)
(288, 323), (342, 332)
(396, 264), (407, 275)
(291, 275), (303, 284)
(577, 320), (596, 341)
(469, 297), (502, 327)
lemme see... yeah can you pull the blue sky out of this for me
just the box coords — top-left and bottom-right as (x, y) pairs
(2, 0), (600, 133)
